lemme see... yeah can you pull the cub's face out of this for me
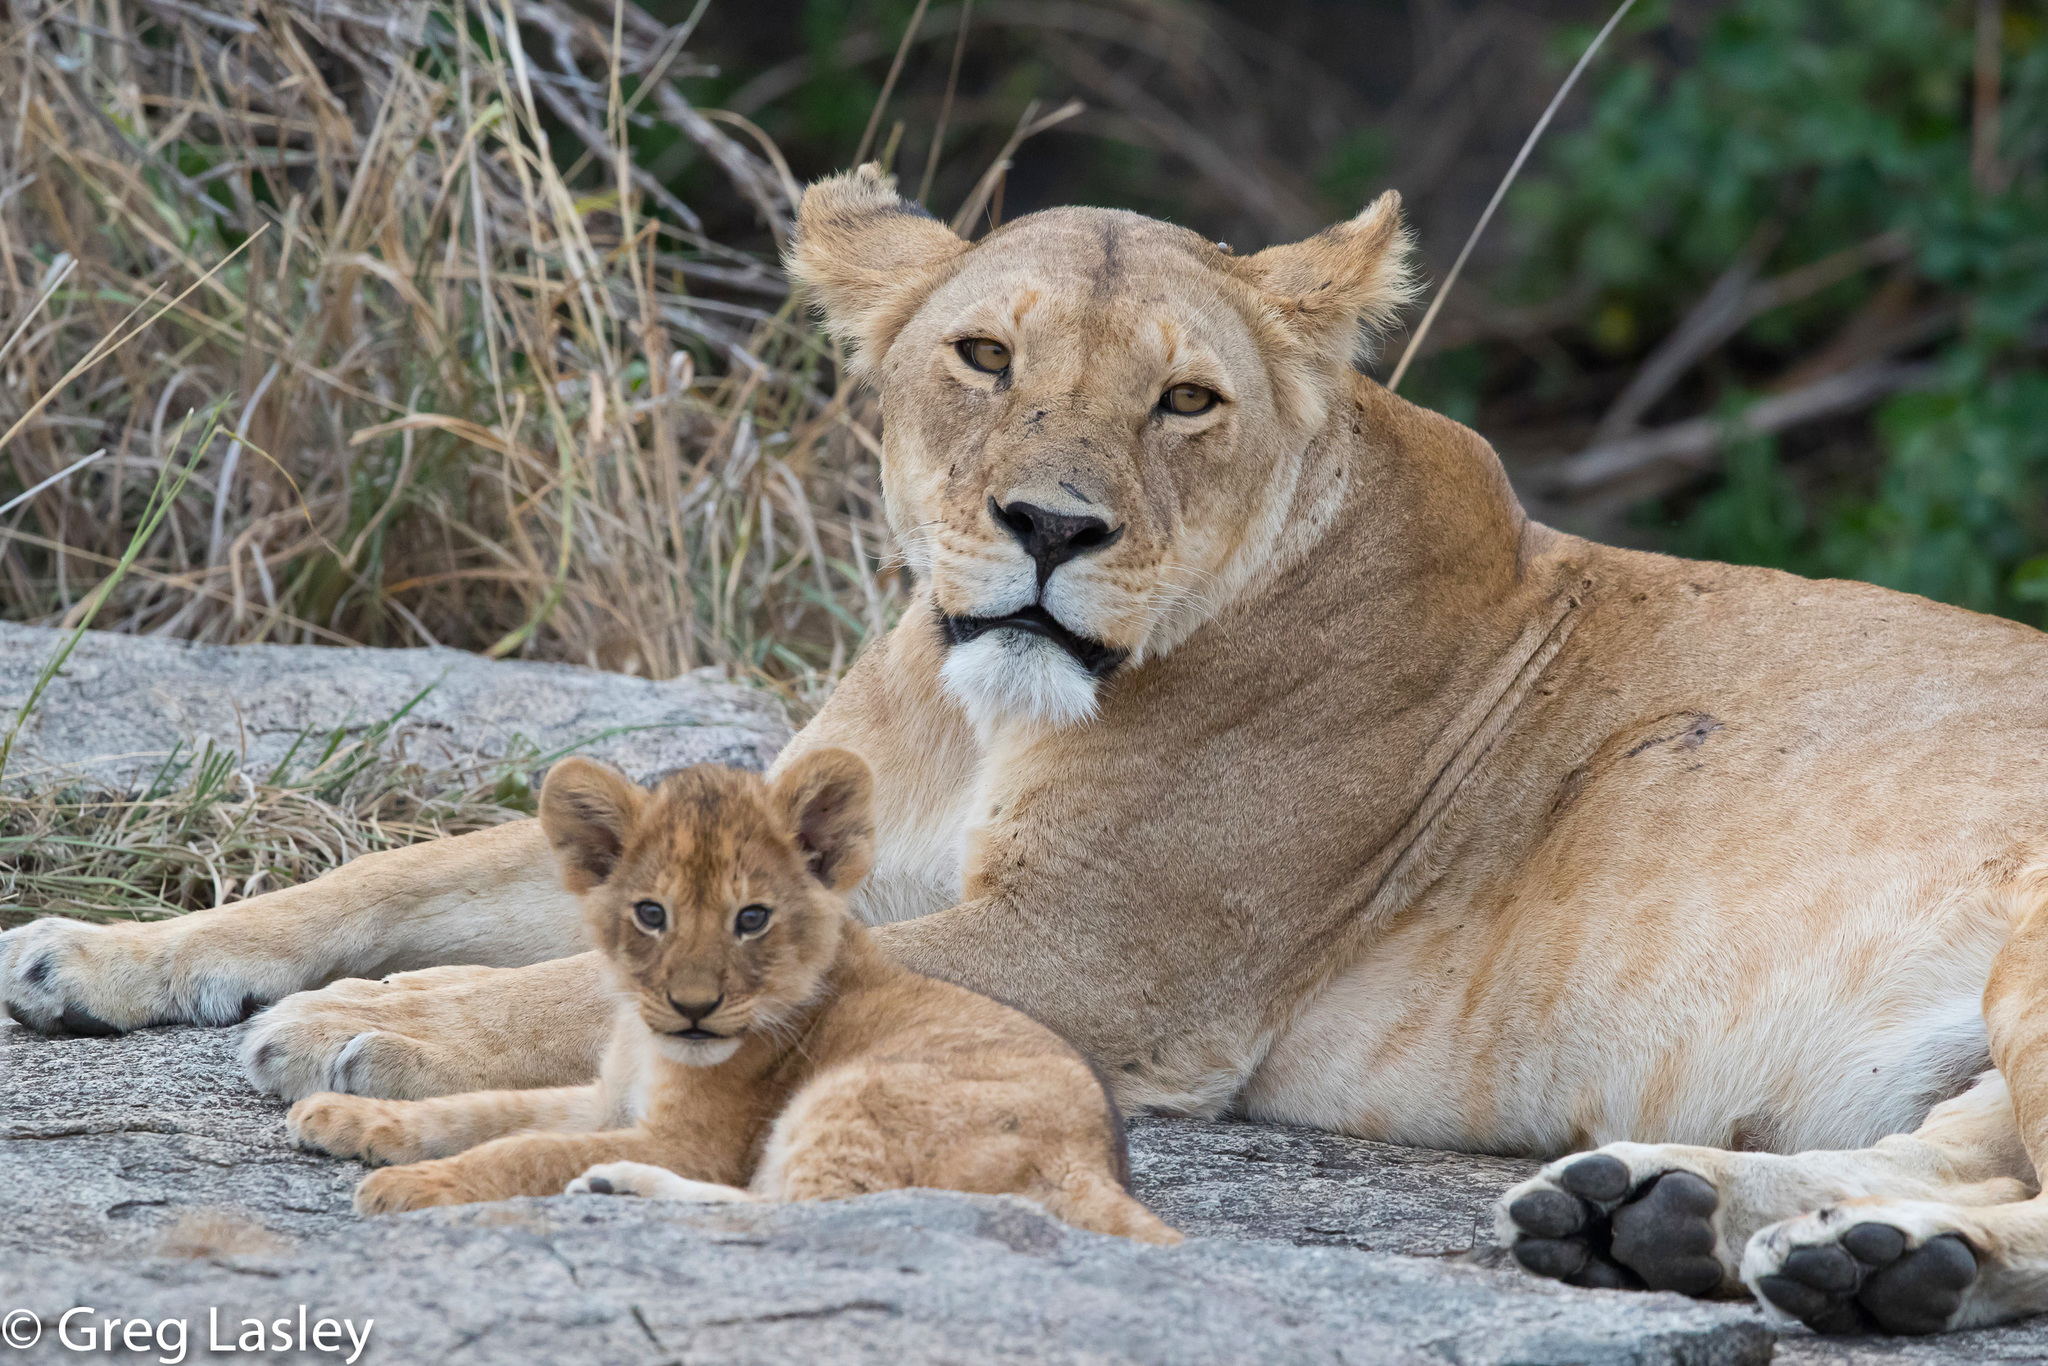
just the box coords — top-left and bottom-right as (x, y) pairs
(791, 168), (1412, 731)
(538, 751), (874, 1067)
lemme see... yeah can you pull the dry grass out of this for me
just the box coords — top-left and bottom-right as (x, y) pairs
(0, 715), (544, 928)
(0, 0), (922, 923)
(0, 0), (901, 710)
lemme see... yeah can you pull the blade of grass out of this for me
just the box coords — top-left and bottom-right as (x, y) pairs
(1386, 0), (1640, 392)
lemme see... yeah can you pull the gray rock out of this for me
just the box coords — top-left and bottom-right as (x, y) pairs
(0, 1022), (1779, 1366)
(0, 622), (791, 791)
(6, 1023), (2043, 1363)
(1129, 1112), (1536, 1258)
(0, 633), (2040, 1363)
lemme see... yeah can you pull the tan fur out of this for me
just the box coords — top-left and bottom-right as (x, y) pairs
(285, 751), (1177, 1245)
(12, 168), (2048, 1330)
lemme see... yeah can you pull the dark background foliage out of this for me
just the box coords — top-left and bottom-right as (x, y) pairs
(676, 0), (2048, 625)
(3, 0), (2043, 674)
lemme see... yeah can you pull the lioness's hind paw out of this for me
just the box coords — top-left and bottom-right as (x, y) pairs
(1500, 1146), (1728, 1296)
(1744, 1208), (1978, 1336)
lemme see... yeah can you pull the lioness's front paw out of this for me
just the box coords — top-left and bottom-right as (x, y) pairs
(2, 917), (161, 1035)
(287, 1093), (425, 1167)
(1497, 1144), (1734, 1296)
(1744, 1204), (1980, 1335)
(242, 974), (492, 1102)
(2, 916), (279, 1035)
(354, 1162), (472, 1215)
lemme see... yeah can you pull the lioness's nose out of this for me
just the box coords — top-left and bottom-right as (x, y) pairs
(989, 497), (1123, 588)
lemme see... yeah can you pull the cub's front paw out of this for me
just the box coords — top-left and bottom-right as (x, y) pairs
(354, 1162), (473, 1215)
(1498, 1144), (1732, 1296)
(1744, 1205), (1980, 1335)
(287, 1093), (423, 1166)
(566, 1162), (748, 1202)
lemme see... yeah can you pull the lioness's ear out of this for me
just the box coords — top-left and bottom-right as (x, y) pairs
(1243, 191), (1415, 365)
(787, 164), (969, 377)
(770, 747), (875, 893)
(539, 758), (646, 893)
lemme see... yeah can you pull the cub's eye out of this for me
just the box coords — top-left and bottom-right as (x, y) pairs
(632, 901), (667, 932)
(956, 337), (1011, 374)
(734, 904), (772, 936)
(1161, 383), (1220, 416)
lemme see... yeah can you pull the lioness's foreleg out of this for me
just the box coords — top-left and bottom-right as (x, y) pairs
(1742, 901), (2048, 1333)
(240, 954), (616, 1101)
(1, 819), (578, 1035)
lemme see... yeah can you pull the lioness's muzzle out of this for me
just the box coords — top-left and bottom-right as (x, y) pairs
(941, 605), (1128, 678)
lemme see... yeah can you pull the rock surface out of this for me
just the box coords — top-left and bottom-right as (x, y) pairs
(2, 633), (2044, 1363)
(0, 622), (790, 790)
(2, 1022), (1777, 1366)
(2, 1024), (2038, 1364)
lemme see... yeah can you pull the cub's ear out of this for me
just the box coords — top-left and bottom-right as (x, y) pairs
(769, 747), (875, 893)
(1242, 190), (1415, 367)
(787, 164), (969, 377)
(539, 758), (646, 894)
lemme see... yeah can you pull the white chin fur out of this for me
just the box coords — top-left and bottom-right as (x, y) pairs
(940, 630), (1101, 732)
(655, 1036), (742, 1067)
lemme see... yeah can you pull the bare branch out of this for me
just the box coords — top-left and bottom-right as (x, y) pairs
(1550, 360), (1937, 497)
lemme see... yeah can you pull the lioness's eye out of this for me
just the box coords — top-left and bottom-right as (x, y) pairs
(1162, 383), (1219, 416)
(734, 904), (772, 936)
(633, 901), (667, 932)
(957, 338), (1011, 374)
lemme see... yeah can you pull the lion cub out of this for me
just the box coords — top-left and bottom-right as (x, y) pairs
(286, 749), (1178, 1244)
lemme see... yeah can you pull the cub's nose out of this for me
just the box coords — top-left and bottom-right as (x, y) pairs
(989, 497), (1123, 588)
(668, 994), (723, 1026)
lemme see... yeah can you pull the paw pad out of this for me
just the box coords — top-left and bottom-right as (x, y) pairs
(1756, 1225), (1976, 1336)
(1506, 1157), (1724, 1296)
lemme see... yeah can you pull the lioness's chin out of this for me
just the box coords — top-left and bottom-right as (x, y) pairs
(656, 1035), (742, 1067)
(940, 630), (1103, 732)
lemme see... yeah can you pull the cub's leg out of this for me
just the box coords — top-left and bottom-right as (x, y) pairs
(287, 1083), (610, 1167)
(1742, 903), (2048, 1333)
(566, 1161), (754, 1202)
(1497, 1074), (2030, 1297)
(748, 1070), (1182, 1244)
(354, 1128), (680, 1214)
(241, 954), (615, 1102)
(0, 820), (577, 1035)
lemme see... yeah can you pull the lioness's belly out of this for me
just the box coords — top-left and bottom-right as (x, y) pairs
(1241, 859), (2010, 1158)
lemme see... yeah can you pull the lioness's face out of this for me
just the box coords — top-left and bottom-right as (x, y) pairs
(538, 752), (874, 1067)
(792, 168), (1411, 731)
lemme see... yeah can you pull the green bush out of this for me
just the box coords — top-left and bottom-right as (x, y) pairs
(1511, 0), (2048, 622)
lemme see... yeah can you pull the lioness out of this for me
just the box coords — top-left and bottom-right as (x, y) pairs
(6, 165), (2048, 1336)
(286, 751), (1173, 1243)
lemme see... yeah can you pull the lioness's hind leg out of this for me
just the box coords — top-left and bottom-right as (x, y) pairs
(243, 955), (613, 1101)
(1498, 1076), (2030, 1299)
(1746, 896), (2048, 1335)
